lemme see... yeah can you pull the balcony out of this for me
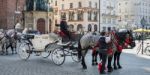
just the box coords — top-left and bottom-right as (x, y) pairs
(102, 13), (117, 18)
(107, 6), (114, 10)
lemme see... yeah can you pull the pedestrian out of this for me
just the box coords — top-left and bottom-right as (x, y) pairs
(98, 31), (111, 74)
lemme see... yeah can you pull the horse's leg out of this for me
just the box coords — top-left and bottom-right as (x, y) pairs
(92, 50), (95, 65)
(5, 44), (9, 55)
(107, 55), (113, 72)
(10, 44), (14, 54)
(1, 44), (4, 55)
(117, 52), (122, 69)
(81, 49), (88, 69)
(113, 51), (118, 70)
(13, 42), (17, 54)
(94, 51), (98, 65)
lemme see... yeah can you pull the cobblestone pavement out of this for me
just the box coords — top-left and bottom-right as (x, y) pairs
(0, 48), (150, 75)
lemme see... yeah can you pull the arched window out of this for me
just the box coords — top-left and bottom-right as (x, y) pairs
(77, 24), (83, 31)
(88, 24), (92, 31)
(69, 24), (74, 31)
(94, 24), (97, 31)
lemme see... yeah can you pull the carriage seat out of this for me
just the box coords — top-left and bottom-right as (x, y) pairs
(24, 34), (34, 40)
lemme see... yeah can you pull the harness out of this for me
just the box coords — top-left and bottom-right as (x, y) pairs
(0, 36), (4, 42)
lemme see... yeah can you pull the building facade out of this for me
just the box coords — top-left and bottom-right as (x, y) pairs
(24, 0), (55, 33)
(56, 0), (99, 32)
(0, 0), (25, 29)
(117, 0), (150, 29)
(100, 0), (117, 31)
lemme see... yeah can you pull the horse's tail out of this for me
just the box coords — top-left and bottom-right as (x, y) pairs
(78, 40), (82, 60)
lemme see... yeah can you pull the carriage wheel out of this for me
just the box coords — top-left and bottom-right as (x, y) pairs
(18, 43), (30, 60)
(41, 46), (51, 59)
(51, 48), (65, 66)
(71, 49), (80, 62)
(145, 46), (150, 56)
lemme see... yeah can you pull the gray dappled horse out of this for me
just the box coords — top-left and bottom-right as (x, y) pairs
(77, 32), (101, 69)
(0, 29), (18, 55)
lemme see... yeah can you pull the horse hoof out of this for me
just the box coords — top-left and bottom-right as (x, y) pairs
(108, 68), (113, 72)
(114, 66), (118, 70)
(100, 71), (106, 74)
(83, 66), (87, 69)
(118, 66), (122, 69)
(95, 62), (98, 65)
(92, 63), (95, 66)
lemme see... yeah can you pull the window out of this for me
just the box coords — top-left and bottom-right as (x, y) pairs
(88, 11), (92, 21)
(95, 3), (97, 8)
(61, 4), (64, 10)
(108, 18), (111, 23)
(88, 24), (92, 31)
(107, 27), (111, 31)
(77, 24), (83, 31)
(94, 12), (98, 21)
(61, 12), (66, 19)
(102, 17), (106, 23)
(77, 11), (83, 21)
(119, 9), (121, 13)
(70, 3), (73, 8)
(78, 2), (82, 8)
(102, 27), (106, 31)
(55, 1), (57, 6)
(112, 18), (116, 24)
(125, 2), (128, 5)
(94, 25), (97, 31)
(69, 12), (74, 21)
(89, 1), (92, 7)
(119, 3), (121, 6)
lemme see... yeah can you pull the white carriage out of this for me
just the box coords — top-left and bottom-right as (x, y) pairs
(18, 33), (80, 65)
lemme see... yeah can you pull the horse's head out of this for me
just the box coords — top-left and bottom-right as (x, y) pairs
(117, 30), (135, 48)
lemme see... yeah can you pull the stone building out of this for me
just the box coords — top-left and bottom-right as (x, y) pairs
(24, 0), (54, 33)
(0, 0), (25, 29)
(117, 0), (150, 29)
(56, 0), (99, 32)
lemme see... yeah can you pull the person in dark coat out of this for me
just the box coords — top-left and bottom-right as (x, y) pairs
(60, 19), (71, 40)
(98, 31), (111, 74)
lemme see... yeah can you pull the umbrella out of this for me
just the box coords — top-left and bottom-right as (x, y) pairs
(133, 28), (149, 32)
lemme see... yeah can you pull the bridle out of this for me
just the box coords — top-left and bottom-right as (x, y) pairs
(0, 32), (5, 42)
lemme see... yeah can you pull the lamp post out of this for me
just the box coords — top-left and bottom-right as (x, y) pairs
(141, 17), (146, 54)
(99, 0), (101, 32)
(47, 1), (51, 33)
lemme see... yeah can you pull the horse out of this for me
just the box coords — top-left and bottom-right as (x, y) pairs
(0, 29), (18, 55)
(112, 30), (135, 70)
(77, 32), (101, 69)
(91, 30), (135, 72)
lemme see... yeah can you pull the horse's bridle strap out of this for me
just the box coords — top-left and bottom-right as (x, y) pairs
(0, 36), (4, 42)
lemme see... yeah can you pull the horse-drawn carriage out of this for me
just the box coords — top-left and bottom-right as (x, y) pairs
(18, 33), (80, 65)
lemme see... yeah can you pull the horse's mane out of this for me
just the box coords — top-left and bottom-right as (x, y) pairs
(116, 31), (128, 44)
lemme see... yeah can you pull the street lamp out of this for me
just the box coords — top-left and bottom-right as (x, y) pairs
(47, 2), (51, 33)
(99, 0), (101, 32)
(141, 17), (146, 54)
